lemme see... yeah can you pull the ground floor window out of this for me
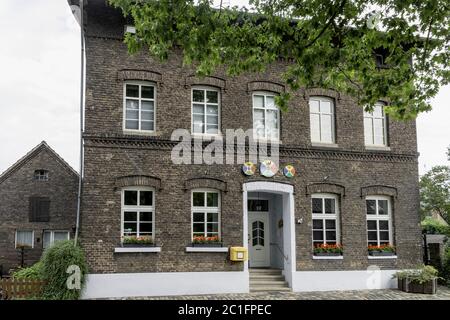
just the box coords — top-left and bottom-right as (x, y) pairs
(366, 196), (393, 246)
(15, 230), (34, 248)
(191, 190), (220, 240)
(43, 230), (70, 249)
(311, 194), (340, 247)
(122, 188), (155, 242)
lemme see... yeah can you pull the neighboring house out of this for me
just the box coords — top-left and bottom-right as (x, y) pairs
(69, 1), (423, 298)
(0, 142), (78, 275)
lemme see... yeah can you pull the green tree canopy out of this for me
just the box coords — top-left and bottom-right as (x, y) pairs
(420, 165), (450, 224)
(109, 0), (449, 119)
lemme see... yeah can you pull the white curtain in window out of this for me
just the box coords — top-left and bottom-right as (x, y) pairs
(16, 231), (33, 248)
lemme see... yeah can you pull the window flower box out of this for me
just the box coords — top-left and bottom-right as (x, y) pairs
(121, 235), (154, 247)
(395, 266), (439, 294)
(368, 251), (395, 256)
(191, 236), (222, 247)
(191, 242), (223, 248)
(314, 252), (342, 257)
(368, 244), (395, 256)
(313, 244), (343, 256)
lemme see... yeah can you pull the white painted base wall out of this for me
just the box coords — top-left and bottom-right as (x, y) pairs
(292, 270), (398, 292)
(82, 271), (249, 299)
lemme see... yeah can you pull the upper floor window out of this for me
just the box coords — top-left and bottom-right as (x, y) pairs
(191, 190), (220, 240)
(192, 87), (220, 135)
(309, 97), (335, 144)
(364, 102), (387, 147)
(252, 92), (280, 140)
(43, 230), (70, 249)
(121, 188), (155, 242)
(311, 194), (340, 247)
(366, 196), (393, 246)
(34, 170), (48, 181)
(123, 82), (155, 132)
(15, 230), (34, 248)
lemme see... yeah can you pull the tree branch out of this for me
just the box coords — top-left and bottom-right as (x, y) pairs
(302, 0), (347, 49)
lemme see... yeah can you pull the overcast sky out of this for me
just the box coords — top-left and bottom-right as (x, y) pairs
(0, 0), (448, 176)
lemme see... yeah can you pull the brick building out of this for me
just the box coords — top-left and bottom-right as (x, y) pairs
(70, 1), (422, 298)
(0, 142), (79, 275)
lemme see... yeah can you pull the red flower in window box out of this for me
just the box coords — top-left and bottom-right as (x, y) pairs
(192, 235), (222, 247)
(313, 243), (343, 256)
(368, 244), (395, 256)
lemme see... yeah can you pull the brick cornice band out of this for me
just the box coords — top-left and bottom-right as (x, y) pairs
(306, 182), (346, 197)
(185, 75), (226, 90)
(184, 177), (227, 192)
(118, 70), (163, 83)
(247, 81), (285, 93)
(115, 175), (162, 190)
(360, 185), (398, 198)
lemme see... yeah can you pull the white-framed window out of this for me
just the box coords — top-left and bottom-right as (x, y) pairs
(311, 194), (340, 246)
(252, 92), (280, 140)
(43, 230), (70, 249)
(15, 230), (34, 248)
(121, 187), (155, 240)
(366, 196), (393, 246)
(191, 189), (220, 239)
(34, 170), (49, 181)
(123, 81), (156, 132)
(364, 101), (387, 146)
(309, 96), (335, 144)
(192, 87), (220, 135)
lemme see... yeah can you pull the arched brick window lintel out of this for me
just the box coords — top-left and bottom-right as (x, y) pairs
(114, 175), (162, 191)
(184, 177), (227, 192)
(361, 185), (397, 198)
(306, 182), (346, 197)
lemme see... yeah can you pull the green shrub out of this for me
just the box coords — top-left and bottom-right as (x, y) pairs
(442, 245), (450, 287)
(421, 217), (450, 236)
(394, 265), (440, 284)
(12, 261), (44, 280)
(40, 240), (88, 300)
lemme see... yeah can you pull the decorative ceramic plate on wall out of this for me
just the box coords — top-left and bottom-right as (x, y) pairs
(283, 165), (296, 178)
(242, 162), (256, 176)
(259, 160), (278, 178)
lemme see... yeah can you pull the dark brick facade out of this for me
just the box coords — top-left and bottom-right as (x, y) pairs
(80, 1), (422, 274)
(0, 142), (78, 274)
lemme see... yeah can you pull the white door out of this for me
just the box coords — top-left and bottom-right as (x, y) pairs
(248, 211), (270, 267)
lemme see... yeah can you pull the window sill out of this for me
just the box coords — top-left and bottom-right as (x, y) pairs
(365, 146), (391, 152)
(192, 133), (224, 140)
(114, 247), (161, 253)
(253, 138), (282, 145)
(368, 255), (397, 260)
(310, 142), (339, 149)
(185, 247), (229, 253)
(122, 130), (160, 137)
(312, 255), (343, 260)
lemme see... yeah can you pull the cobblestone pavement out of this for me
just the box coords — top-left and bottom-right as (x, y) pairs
(126, 286), (450, 300)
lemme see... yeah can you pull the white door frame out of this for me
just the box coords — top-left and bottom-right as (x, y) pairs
(243, 181), (296, 287)
(248, 210), (270, 267)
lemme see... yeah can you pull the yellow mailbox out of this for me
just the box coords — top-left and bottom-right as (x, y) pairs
(229, 247), (248, 262)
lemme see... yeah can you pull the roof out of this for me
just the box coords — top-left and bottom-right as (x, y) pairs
(0, 141), (79, 184)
